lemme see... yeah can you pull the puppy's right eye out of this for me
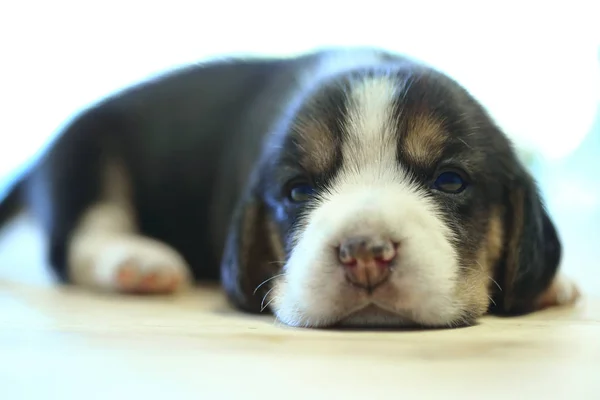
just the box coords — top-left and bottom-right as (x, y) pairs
(432, 170), (468, 194)
(286, 181), (314, 203)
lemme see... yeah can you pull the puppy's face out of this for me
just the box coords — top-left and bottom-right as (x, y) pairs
(221, 62), (562, 328)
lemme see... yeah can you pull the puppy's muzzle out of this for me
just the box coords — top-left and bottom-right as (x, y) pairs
(338, 235), (397, 293)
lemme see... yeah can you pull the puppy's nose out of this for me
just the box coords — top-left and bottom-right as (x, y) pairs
(338, 235), (396, 291)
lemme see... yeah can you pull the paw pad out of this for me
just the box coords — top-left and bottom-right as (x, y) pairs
(114, 261), (186, 294)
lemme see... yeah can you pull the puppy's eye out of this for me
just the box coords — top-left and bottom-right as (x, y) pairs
(287, 182), (315, 203)
(433, 171), (468, 194)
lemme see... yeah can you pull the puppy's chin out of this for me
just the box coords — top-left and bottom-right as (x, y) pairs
(336, 305), (473, 329)
(337, 305), (415, 328)
(268, 181), (482, 329)
(270, 277), (474, 329)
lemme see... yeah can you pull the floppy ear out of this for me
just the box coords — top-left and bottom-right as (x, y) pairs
(220, 190), (285, 313)
(489, 169), (565, 315)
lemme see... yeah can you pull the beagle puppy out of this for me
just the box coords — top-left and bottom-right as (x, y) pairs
(0, 47), (579, 328)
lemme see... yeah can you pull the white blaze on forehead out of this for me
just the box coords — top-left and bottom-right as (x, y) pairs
(341, 76), (401, 179)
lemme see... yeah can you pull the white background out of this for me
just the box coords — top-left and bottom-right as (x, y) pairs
(0, 0), (598, 183)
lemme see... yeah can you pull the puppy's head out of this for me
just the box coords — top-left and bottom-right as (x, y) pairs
(221, 60), (562, 328)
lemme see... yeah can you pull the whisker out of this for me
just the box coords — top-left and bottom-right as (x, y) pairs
(458, 137), (473, 150)
(261, 292), (277, 313)
(260, 286), (276, 311)
(475, 260), (484, 271)
(253, 274), (285, 295)
(489, 276), (503, 292)
(487, 295), (497, 307)
(469, 261), (503, 292)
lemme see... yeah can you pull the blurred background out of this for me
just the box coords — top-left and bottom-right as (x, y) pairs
(0, 1), (598, 293)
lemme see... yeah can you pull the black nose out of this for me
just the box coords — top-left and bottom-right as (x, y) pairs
(338, 235), (397, 291)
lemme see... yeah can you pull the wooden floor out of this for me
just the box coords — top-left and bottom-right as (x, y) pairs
(1, 216), (600, 399)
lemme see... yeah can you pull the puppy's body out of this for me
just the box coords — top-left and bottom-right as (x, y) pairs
(1, 47), (579, 328)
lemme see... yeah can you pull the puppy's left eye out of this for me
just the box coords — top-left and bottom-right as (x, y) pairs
(287, 182), (315, 203)
(433, 171), (468, 194)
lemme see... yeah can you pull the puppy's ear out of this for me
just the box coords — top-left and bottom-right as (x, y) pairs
(220, 190), (284, 313)
(490, 168), (569, 315)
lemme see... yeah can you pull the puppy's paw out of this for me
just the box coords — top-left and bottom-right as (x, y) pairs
(110, 256), (187, 294)
(73, 235), (191, 294)
(535, 274), (581, 310)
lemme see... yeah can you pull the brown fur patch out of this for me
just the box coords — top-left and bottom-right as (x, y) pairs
(266, 215), (286, 263)
(292, 117), (336, 173)
(502, 188), (525, 310)
(403, 113), (447, 166)
(240, 202), (283, 291)
(485, 208), (505, 273)
(221, 196), (285, 312)
(457, 207), (505, 317)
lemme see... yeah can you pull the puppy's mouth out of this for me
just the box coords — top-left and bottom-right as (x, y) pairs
(334, 303), (473, 330)
(326, 281), (464, 330)
(344, 274), (390, 295)
(335, 304), (416, 329)
(331, 283), (416, 329)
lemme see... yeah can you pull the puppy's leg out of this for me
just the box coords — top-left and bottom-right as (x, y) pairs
(535, 274), (581, 310)
(69, 231), (191, 294)
(25, 110), (192, 293)
(67, 161), (191, 294)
